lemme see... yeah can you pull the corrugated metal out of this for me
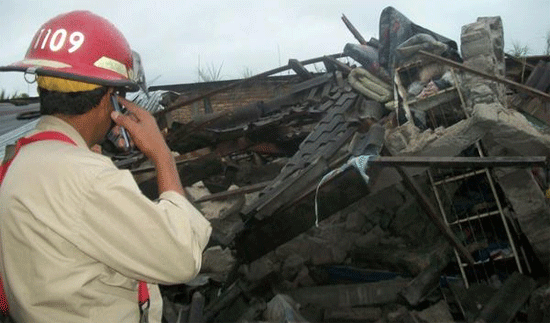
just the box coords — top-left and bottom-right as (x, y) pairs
(128, 90), (168, 114)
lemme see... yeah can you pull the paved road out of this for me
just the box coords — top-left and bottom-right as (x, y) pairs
(0, 102), (39, 136)
(0, 102), (40, 160)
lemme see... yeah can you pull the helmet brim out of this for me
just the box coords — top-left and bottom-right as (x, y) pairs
(0, 61), (140, 92)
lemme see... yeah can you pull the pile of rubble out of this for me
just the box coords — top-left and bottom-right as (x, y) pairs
(121, 7), (550, 323)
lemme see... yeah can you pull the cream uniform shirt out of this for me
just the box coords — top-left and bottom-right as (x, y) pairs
(0, 116), (211, 322)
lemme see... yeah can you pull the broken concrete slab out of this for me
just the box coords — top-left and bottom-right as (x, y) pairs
(413, 300), (455, 322)
(492, 168), (550, 271)
(385, 100), (550, 160)
(527, 284), (550, 322)
(324, 306), (382, 322)
(400, 257), (450, 306)
(460, 16), (506, 108)
(200, 246), (237, 283)
(287, 278), (412, 308)
(474, 272), (536, 323)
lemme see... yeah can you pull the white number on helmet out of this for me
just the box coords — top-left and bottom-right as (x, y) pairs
(33, 28), (85, 53)
(40, 29), (52, 50)
(68, 32), (84, 53)
(34, 29), (45, 49)
(49, 29), (67, 52)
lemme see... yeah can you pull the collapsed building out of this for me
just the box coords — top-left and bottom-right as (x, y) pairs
(2, 6), (550, 323)
(130, 7), (550, 323)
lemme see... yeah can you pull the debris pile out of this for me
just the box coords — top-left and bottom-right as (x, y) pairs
(124, 6), (550, 323)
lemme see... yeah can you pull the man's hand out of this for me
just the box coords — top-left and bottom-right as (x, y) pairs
(110, 96), (184, 196)
(110, 97), (170, 163)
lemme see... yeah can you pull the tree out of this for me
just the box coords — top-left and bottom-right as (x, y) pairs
(508, 41), (530, 58)
(0, 90), (29, 101)
(197, 56), (224, 82)
(240, 66), (254, 79)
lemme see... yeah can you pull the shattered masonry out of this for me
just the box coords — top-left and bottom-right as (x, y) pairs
(133, 7), (550, 323)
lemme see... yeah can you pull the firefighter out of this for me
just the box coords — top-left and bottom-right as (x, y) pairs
(0, 10), (211, 322)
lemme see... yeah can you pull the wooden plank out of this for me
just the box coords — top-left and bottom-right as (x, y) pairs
(369, 156), (548, 168)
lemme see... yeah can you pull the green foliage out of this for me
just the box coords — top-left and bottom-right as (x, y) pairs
(546, 30), (550, 55)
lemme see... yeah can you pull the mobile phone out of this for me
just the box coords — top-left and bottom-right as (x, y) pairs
(110, 94), (131, 151)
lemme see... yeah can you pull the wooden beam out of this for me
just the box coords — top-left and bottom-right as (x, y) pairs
(369, 156), (548, 168)
(193, 181), (271, 203)
(288, 58), (313, 80)
(419, 50), (550, 101)
(341, 14), (368, 45)
(323, 55), (353, 74)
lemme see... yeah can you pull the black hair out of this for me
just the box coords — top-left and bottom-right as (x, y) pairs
(39, 86), (108, 116)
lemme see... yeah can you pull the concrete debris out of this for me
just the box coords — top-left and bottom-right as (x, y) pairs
(146, 7), (550, 321)
(4, 5), (550, 323)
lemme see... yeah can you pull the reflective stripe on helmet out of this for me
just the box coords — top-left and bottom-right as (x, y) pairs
(93, 56), (130, 79)
(18, 59), (71, 69)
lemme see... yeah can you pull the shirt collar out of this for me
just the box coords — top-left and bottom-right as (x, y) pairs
(32, 115), (89, 149)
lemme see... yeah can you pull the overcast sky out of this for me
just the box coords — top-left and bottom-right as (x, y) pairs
(1, 0), (549, 97)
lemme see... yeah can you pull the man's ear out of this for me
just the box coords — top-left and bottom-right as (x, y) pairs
(97, 88), (115, 111)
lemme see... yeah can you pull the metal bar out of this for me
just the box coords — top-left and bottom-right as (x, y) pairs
(394, 163), (476, 265)
(419, 50), (550, 101)
(484, 168), (524, 273)
(428, 171), (471, 288)
(432, 169), (487, 185)
(194, 181), (271, 203)
(341, 14), (368, 45)
(448, 210), (501, 226)
(130, 152), (214, 175)
(369, 156), (548, 168)
(156, 53), (346, 116)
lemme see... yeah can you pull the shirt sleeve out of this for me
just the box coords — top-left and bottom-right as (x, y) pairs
(75, 166), (212, 285)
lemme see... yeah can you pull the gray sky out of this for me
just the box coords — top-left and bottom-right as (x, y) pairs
(1, 0), (549, 96)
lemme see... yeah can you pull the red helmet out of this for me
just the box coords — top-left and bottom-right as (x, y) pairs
(0, 10), (139, 91)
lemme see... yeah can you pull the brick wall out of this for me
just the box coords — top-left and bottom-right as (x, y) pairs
(150, 76), (299, 123)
